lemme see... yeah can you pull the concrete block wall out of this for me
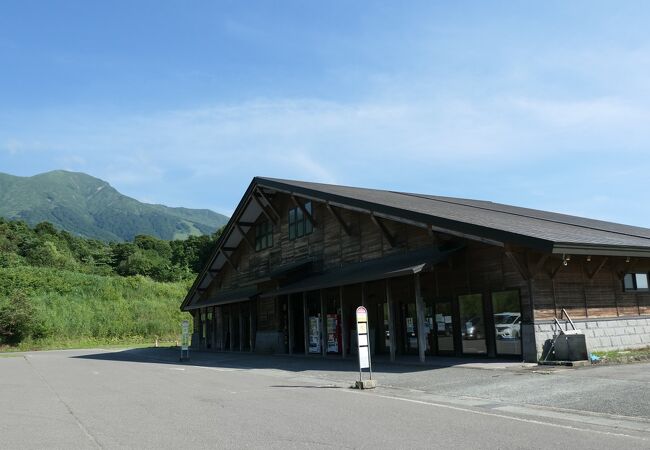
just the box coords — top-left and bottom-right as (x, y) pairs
(535, 317), (650, 359)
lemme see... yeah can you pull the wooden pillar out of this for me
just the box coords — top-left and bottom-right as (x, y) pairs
(361, 282), (367, 307)
(211, 306), (217, 351)
(320, 289), (327, 357)
(288, 295), (294, 355)
(249, 300), (256, 352)
(414, 273), (426, 363)
(228, 308), (234, 351)
(386, 280), (396, 362)
(340, 286), (347, 358)
(303, 292), (309, 355)
(239, 304), (244, 352)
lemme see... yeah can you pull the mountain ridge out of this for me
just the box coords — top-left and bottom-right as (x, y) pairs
(0, 170), (229, 241)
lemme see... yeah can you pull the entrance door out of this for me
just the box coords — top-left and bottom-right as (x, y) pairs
(434, 300), (455, 354)
(491, 290), (522, 357)
(459, 294), (487, 355)
(400, 302), (418, 355)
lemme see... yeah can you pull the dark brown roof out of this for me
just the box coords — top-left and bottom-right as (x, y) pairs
(256, 177), (650, 254)
(181, 176), (650, 311)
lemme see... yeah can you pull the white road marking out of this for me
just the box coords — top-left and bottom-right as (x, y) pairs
(341, 389), (648, 442)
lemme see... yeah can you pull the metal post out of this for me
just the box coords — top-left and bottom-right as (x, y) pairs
(386, 280), (396, 362)
(415, 273), (426, 363)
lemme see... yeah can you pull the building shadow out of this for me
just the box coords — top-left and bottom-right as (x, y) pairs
(73, 346), (521, 374)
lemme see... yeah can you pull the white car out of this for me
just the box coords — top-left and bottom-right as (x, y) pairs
(494, 313), (521, 339)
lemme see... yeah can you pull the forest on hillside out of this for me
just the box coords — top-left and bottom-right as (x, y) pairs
(0, 218), (222, 348)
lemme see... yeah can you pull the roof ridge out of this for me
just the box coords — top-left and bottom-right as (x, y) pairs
(391, 190), (650, 242)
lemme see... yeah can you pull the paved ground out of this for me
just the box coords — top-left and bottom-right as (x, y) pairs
(1, 348), (650, 449)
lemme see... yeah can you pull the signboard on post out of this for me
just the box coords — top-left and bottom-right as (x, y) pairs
(180, 320), (190, 361)
(355, 306), (372, 380)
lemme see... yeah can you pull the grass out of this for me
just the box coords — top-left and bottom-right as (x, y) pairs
(592, 346), (650, 364)
(0, 266), (192, 351)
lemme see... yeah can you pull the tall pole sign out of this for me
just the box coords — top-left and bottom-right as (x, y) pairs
(355, 306), (372, 382)
(180, 320), (190, 361)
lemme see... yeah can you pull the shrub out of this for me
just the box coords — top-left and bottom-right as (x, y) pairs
(0, 290), (47, 344)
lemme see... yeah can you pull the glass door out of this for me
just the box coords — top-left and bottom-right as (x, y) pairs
(434, 300), (455, 354)
(492, 290), (522, 356)
(459, 294), (487, 355)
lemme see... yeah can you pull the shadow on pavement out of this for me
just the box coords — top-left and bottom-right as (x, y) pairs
(73, 346), (519, 374)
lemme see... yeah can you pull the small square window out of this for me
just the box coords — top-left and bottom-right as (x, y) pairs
(636, 273), (649, 290)
(623, 272), (650, 291)
(288, 200), (313, 240)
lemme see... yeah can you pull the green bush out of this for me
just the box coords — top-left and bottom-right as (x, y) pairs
(0, 290), (48, 344)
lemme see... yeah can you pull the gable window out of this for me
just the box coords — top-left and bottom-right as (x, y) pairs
(255, 220), (273, 251)
(623, 273), (649, 291)
(288, 201), (313, 240)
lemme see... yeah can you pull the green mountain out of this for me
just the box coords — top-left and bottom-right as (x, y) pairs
(0, 170), (229, 242)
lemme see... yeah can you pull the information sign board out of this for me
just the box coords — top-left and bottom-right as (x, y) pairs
(355, 306), (372, 379)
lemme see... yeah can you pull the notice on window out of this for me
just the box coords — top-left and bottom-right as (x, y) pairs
(406, 317), (414, 333)
(309, 317), (321, 353)
(327, 314), (338, 353)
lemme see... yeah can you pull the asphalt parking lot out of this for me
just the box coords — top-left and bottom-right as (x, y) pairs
(1, 347), (649, 449)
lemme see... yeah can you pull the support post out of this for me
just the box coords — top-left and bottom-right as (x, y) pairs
(228, 309), (234, 351)
(320, 289), (327, 357)
(249, 301), (256, 352)
(288, 295), (294, 355)
(239, 305), (244, 352)
(414, 273), (426, 363)
(211, 306), (217, 351)
(340, 286), (347, 358)
(386, 280), (396, 362)
(303, 292), (309, 356)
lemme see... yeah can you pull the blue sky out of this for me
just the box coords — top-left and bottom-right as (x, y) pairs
(1, 1), (650, 226)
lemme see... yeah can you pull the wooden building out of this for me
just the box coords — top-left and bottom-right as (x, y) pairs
(181, 178), (650, 362)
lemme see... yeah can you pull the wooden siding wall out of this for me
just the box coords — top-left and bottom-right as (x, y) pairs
(207, 192), (650, 323)
(213, 193), (435, 291)
(533, 257), (650, 320)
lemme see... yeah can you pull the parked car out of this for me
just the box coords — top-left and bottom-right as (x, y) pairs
(494, 312), (521, 339)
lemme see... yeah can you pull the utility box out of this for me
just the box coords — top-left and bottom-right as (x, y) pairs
(554, 330), (588, 361)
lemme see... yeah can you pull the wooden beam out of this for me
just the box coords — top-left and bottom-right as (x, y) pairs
(291, 195), (317, 228)
(586, 256), (608, 280)
(219, 249), (239, 272)
(251, 193), (277, 225)
(370, 213), (396, 248)
(235, 223), (255, 251)
(208, 269), (219, 275)
(528, 253), (550, 279)
(256, 188), (281, 221)
(548, 258), (564, 280)
(326, 202), (351, 236)
(237, 221), (256, 227)
(505, 250), (531, 281)
(222, 246), (238, 252)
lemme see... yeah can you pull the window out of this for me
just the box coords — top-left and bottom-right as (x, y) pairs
(623, 273), (649, 291)
(288, 201), (313, 240)
(255, 220), (273, 251)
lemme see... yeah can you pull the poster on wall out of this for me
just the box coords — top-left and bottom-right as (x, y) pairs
(327, 314), (338, 353)
(406, 317), (414, 333)
(309, 316), (321, 353)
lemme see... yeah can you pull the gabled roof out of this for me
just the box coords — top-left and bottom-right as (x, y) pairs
(181, 177), (650, 311)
